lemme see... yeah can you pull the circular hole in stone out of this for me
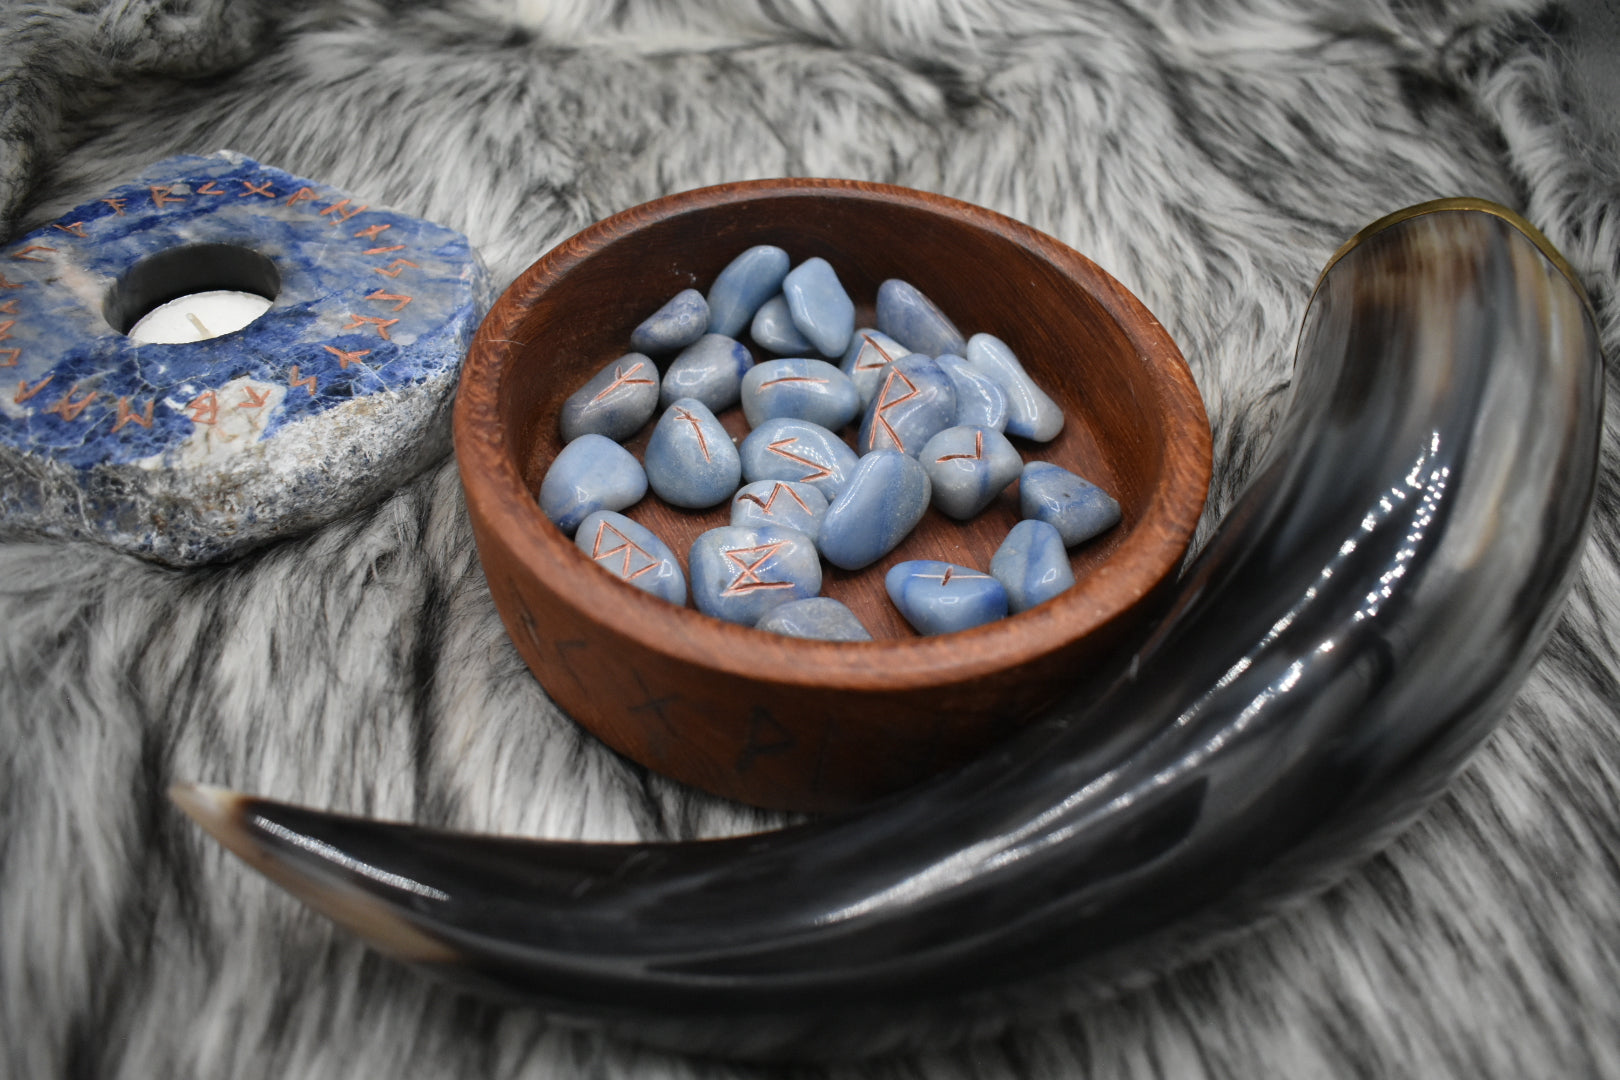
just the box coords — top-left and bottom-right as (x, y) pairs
(105, 243), (280, 344)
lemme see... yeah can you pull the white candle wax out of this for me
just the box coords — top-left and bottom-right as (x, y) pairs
(127, 290), (274, 344)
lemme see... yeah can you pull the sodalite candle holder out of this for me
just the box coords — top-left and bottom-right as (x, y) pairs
(0, 151), (488, 566)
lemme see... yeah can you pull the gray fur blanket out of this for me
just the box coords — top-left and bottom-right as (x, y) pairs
(3, 1), (1617, 1076)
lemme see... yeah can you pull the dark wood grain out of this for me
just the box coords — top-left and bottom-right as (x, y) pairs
(454, 178), (1211, 812)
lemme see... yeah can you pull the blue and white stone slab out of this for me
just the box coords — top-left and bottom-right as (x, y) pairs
(817, 449), (931, 570)
(643, 397), (741, 508)
(740, 357), (860, 431)
(990, 519), (1074, 613)
(886, 560), (1008, 636)
(659, 333), (754, 413)
(629, 288), (708, 355)
(936, 353), (1010, 432)
(540, 433), (647, 534)
(739, 417), (859, 501)
(730, 479), (828, 539)
(689, 523), (822, 627)
(782, 257), (854, 357)
(574, 510), (686, 606)
(919, 424), (1022, 520)
(749, 295), (814, 355)
(875, 278), (966, 358)
(1019, 461), (1121, 546)
(706, 245), (790, 338)
(840, 328), (911, 409)
(0, 151), (488, 565)
(856, 353), (958, 457)
(559, 352), (659, 443)
(756, 596), (872, 642)
(966, 333), (1063, 442)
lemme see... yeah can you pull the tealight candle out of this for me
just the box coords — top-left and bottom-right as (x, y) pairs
(126, 289), (274, 344)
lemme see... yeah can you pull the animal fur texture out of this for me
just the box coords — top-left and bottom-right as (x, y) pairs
(1, 0), (1617, 1076)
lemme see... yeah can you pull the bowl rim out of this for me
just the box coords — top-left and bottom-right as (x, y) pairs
(455, 177), (1211, 694)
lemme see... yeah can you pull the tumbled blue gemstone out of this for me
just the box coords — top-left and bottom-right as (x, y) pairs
(990, 519), (1074, 613)
(749, 294), (814, 355)
(539, 433), (647, 535)
(875, 278), (966, 358)
(660, 333), (754, 412)
(840, 327), (911, 408)
(559, 352), (660, 443)
(730, 479), (828, 540)
(936, 354), (1010, 432)
(783, 257), (855, 357)
(919, 425), (1023, 520)
(756, 597), (872, 642)
(689, 523), (822, 626)
(966, 333), (1063, 442)
(629, 288), (708, 354)
(739, 417), (859, 500)
(574, 510), (686, 606)
(643, 398), (741, 509)
(740, 357), (861, 431)
(885, 560), (1008, 636)
(856, 354), (958, 457)
(817, 449), (931, 570)
(707, 245), (791, 338)
(1019, 461), (1121, 546)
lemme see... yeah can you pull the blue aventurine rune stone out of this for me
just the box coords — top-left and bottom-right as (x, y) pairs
(707, 245), (791, 338)
(966, 333), (1064, 442)
(739, 417), (859, 500)
(574, 510), (686, 606)
(1019, 461), (1121, 546)
(749, 295), (814, 355)
(936, 354), (1010, 432)
(559, 352), (659, 442)
(660, 333), (754, 412)
(920, 424), (1023, 520)
(644, 398), (741, 509)
(689, 523), (822, 626)
(730, 479), (828, 540)
(756, 597), (872, 642)
(875, 278), (967, 358)
(540, 434), (647, 535)
(886, 560), (1009, 636)
(630, 289), (708, 354)
(817, 449), (931, 570)
(857, 354), (958, 457)
(841, 328), (911, 408)
(0, 151), (489, 566)
(782, 257), (855, 357)
(740, 357), (861, 431)
(990, 519), (1075, 613)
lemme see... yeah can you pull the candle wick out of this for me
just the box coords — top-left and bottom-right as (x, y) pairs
(188, 312), (213, 339)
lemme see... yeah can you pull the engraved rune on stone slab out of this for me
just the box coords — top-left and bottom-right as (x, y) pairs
(721, 542), (797, 596)
(736, 481), (811, 515)
(936, 429), (985, 462)
(591, 361), (655, 404)
(855, 332), (898, 370)
(766, 437), (832, 483)
(675, 406), (712, 461)
(590, 519), (659, 581)
(873, 367), (920, 451)
(916, 566), (992, 586)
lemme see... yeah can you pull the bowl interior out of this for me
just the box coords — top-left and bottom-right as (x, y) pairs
(489, 185), (1191, 646)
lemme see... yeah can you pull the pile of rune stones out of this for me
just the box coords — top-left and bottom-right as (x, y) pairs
(539, 245), (1121, 640)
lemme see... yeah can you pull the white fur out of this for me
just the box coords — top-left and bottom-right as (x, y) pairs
(2, 0), (1617, 1076)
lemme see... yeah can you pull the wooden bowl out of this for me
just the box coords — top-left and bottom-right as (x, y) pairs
(454, 179), (1211, 813)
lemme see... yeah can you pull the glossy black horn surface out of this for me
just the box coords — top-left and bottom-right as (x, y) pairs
(174, 200), (1605, 1060)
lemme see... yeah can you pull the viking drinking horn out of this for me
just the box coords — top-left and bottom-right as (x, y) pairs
(173, 199), (1604, 1060)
